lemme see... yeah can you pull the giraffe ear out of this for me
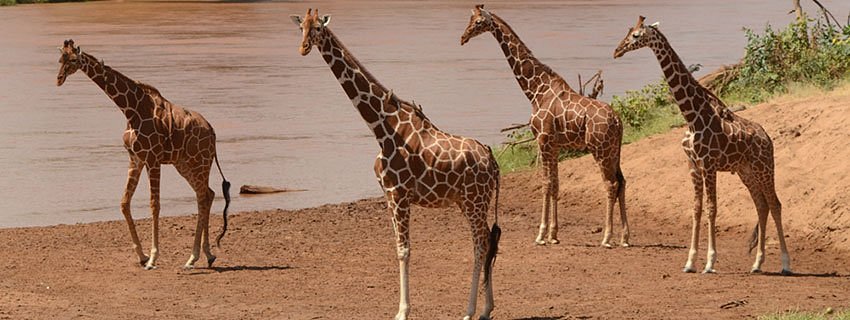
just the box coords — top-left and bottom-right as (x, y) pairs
(480, 8), (492, 19)
(649, 21), (660, 28)
(290, 15), (303, 26)
(319, 14), (331, 27)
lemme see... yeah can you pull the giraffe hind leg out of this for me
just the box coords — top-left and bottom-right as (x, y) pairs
(740, 171), (770, 274)
(766, 188), (792, 275)
(616, 169), (630, 247)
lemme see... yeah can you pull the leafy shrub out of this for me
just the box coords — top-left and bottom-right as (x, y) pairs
(609, 79), (674, 129)
(725, 16), (850, 103)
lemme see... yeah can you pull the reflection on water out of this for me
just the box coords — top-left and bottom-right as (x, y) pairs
(1, 0), (845, 227)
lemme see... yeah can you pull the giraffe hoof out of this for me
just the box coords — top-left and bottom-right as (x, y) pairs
(702, 268), (716, 274)
(601, 242), (613, 248)
(182, 264), (195, 270)
(207, 256), (217, 268)
(144, 265), (157, 271)
(534, 239), (547, 246)
(139, 256), (150, 267)
(780, 269), (793, 276)
(478, 316), (492, 320)
(548, 238), (560, 244)
(750, 268), (762, 274)
(682, 267), (696, 273)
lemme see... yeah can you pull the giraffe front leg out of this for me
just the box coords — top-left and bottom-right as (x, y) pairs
(683, 168), (704, 273)
(388, 193), (411, 320)
(535, 149), (554, 245)
(703, 171), (718, 274)
(145, 164), (162, 270)
(120, 158), (148, 267)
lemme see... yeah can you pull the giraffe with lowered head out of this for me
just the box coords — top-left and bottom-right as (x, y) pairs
(291, 9), (501, 320)
(461, 4), (629, 247)
(613, 16), (791, 274)
(56, 39), (232, 270)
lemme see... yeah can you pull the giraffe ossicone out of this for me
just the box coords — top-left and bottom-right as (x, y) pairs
(291, 9), (502, 320)
(56, 39), (232, 270)
(613, 16), (791, 275)
(461, 4), (630, 247)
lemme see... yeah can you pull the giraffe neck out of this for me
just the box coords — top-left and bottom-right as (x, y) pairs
(317, 28), (434, 141)
(490, 14), (571, 101)
(79, 52), (152, 125)
(646, 30), (708, 125)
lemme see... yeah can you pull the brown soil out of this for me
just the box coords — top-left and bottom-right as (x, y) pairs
(2, 89), (850, 319)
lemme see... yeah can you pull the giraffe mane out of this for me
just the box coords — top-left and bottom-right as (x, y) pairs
(385, 89), (437, 130)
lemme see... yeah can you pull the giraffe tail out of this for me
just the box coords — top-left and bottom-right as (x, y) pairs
(483, 146), (501, 288)
(747, 223), (759, 255)
(214, 154), (232, 248)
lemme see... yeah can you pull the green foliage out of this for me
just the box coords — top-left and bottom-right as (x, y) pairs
(0, 0), (17, 6)
(610, 79), (676, 130)
(725, 15), (850, 103)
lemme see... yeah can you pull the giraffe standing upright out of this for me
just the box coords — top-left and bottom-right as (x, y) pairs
(290, 9), (501, 320)
(461, 5), (630, 247)
(56, 39), (232, 270)
(613, 17), (791, 275)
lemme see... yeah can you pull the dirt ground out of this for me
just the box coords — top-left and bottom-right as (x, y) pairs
(2, 89), (850, 319)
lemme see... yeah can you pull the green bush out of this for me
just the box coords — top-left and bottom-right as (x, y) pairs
(610, 79), (675, 129)
(725, 16), (850, 103)
(0, 0), (17, 6)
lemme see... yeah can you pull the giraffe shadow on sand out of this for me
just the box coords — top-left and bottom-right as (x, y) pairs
(182, 265), (294, 275)
(513, 316), (565, 320)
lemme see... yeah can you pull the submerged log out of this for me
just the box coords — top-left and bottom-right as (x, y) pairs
(239, 185), (307, 195)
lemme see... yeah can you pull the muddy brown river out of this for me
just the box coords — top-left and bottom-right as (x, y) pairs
(1, 0), (846, 227)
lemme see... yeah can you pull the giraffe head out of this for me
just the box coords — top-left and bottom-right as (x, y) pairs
(56, 39), (82, 86)
(613, 16), (660, 59)
(290, 8), (331, 56)
(460, 4), (495, 46)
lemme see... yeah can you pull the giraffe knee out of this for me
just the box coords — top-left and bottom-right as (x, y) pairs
(396, 247), (410, 261)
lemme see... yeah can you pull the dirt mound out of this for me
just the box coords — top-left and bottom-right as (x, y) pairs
(1, 88), (849, 319)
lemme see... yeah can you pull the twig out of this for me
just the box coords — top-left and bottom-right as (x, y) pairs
(501, 137), (535, 146)
(500, 122), (530, 132)
(811, 0), (845, 29)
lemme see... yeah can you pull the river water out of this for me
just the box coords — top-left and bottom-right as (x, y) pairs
(1, 0), (847, 227)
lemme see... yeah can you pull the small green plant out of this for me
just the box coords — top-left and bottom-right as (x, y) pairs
(759, 307), (850, 320)
(0, 0), (17, 6)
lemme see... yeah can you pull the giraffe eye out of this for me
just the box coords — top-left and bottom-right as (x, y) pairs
(475, 19), (482, 25)
(631, 32), (640, 38)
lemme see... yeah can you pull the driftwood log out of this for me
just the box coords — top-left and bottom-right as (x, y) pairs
(697, 62), (741, 95)
(239, 185), (307, 195)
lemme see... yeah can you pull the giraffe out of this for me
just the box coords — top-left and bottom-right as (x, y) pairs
(290, 9), (502, 320)
(613, 16), (791, 275)
(56, 39), (232, 270)
(461, 4), (629, 247)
